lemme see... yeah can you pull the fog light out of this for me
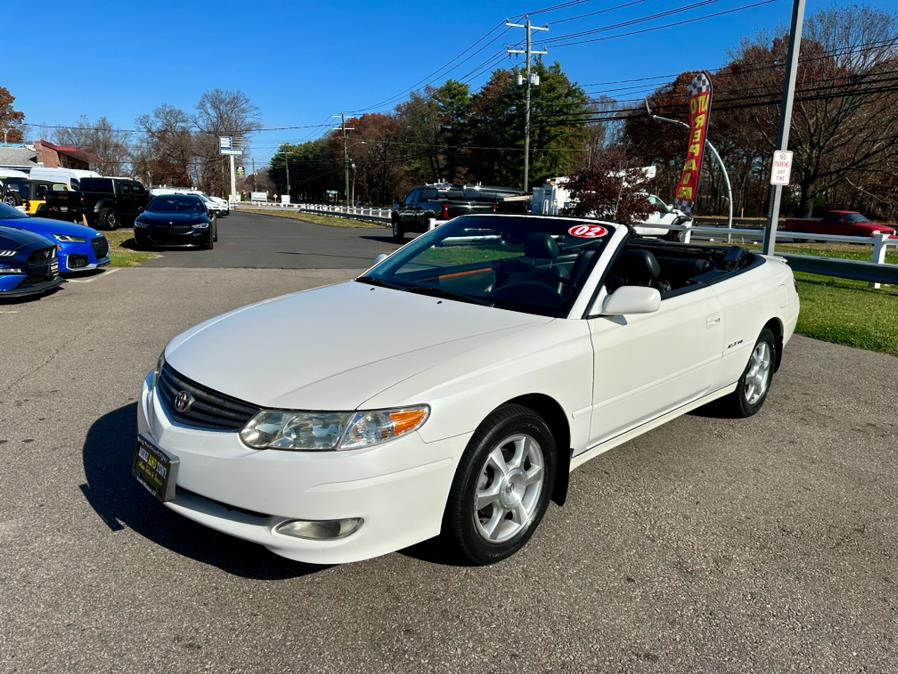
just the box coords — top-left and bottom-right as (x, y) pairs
(274, 518), (363, 540)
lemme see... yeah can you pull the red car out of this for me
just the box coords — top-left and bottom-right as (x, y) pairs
(783, 210), (896, 238)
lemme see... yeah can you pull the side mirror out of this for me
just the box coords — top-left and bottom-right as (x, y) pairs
(373, 253), (388, 265)
(598, 285), (661, 316)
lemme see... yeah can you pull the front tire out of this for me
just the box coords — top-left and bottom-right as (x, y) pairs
(723, 328), (776, 417)
(443, 404), (556, 565)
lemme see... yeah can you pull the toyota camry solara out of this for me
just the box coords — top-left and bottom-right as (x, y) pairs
(136, 214), (800, 565)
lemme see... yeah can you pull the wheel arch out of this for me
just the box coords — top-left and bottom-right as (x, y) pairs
(762, 317), (784, 371)
(503, 393), (572, 507)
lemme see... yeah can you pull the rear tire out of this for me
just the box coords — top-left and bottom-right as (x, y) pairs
(722, 328), (776, 417)
(442, 404), (556, 565)
(391, 217), (405, 243)
(99, 208), (119, 230)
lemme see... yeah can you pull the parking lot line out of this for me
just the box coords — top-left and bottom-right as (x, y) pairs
(66, 268), (120, 284)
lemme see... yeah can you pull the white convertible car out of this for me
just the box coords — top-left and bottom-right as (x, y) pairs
(135, 214), (799, 565)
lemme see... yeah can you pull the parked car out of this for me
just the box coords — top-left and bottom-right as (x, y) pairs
(0, 224), (63, 298)
(0, 168), (31, 209)
(135, 214), (799, 566)
(783, 210), (896, 238)
(391, 183), (527, 241)
(133, 194), (217, 249)
(0, 203), (110, 273)
(43, 177), (149, 230)
(637, 194), (692, 240)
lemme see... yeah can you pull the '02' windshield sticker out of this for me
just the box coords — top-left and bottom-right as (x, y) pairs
(567, 224), (608, 239)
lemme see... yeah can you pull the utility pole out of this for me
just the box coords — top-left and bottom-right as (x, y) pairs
(333, 114), (356, 207)
(507, 16), (548, 192)
(763, 0), (806, 256)
(285, 150), (291, 198)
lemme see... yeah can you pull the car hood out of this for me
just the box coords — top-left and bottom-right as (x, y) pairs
(0, 224), (54, 252)
(138, 211), (207, 224)
(165, 280), (553, 410)
(0, 216), (103, 239)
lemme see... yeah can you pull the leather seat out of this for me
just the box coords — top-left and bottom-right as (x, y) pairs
(606, 248), (671, 295)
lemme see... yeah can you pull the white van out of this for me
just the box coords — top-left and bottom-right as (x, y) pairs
(29, 167), (101, 190)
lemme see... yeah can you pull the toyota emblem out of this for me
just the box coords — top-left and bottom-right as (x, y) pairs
(174, 390), (194, 413)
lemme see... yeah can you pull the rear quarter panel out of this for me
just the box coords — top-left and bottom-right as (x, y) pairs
(711, 256), (798, 386)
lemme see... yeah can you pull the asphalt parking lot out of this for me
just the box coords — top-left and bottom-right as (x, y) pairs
(1, 213), (896, 672)
(142, 209), (402, 269)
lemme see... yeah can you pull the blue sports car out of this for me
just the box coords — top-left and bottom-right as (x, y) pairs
(0, 202), (110, 273)
(0, 225), (63, 298)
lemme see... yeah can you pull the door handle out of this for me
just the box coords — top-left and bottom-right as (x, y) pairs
(706, 314), (721, 328)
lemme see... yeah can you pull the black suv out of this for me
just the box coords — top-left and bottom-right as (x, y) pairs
(44, 177), (149, 230)
(391, 183), (527, 241)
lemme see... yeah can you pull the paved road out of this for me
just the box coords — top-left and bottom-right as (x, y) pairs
(1, 265), (896, 672)
(142, 210), (401, 269)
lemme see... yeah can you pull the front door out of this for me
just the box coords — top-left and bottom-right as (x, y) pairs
(586, 286), (724, 447)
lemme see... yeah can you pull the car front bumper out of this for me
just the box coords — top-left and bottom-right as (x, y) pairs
(0, 274), (64, 297)
(58, 239), (111, 273)
(137, 373), (464, 564)
(135, 226), (209, 247)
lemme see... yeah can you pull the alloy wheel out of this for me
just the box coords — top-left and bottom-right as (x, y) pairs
(473, 433), (545, 544)
(744, 341), (772, 405)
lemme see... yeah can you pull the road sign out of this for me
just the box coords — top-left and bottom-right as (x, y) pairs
(219, 135), (243, 156)
(237, 166), (245, 177)
(770, 150), (793, 186)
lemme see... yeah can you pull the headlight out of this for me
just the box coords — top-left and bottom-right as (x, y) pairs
(0, 249), (18, 257)
(134, 220), (149, 228)
(192, 221), (210, 229)
(240, 405), (430, 451)
(53, 234), (87, 243)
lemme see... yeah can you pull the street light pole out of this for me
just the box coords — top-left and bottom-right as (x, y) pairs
(645, 100), (734, 241)
(763, 0), (806, 255)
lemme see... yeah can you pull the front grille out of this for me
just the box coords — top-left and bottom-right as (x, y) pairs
(91, 236), (109, 258)
(156, 363), (261, 432)
(152, 224), (193, 235)
(68, 254), (89, 269)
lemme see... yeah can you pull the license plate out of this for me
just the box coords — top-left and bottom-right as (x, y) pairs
(132, 435), (179, 502)
(59, 206), (68, 212)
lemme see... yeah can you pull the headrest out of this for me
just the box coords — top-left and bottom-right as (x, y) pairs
(615, 249), (661, 281)
(524, 233), (560, 260)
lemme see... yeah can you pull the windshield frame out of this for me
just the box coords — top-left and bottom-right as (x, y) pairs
(358, 214), (618, 318)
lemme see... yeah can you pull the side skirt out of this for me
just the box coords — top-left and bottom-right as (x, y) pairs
(570, 382), (738, 471)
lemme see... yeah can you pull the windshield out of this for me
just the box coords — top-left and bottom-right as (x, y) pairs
(147, 196), (205, 213)
(359, 215), (615, 317)
(844, 213), (870, 224)
(0, 202), (27, 219)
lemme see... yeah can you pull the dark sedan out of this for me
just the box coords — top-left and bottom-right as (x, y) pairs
(0, 225), (63, 299)
(133, 194), (218, 250)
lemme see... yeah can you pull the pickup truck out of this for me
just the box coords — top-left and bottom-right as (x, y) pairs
(391, 183), (527, 241)
(43, 177), (149, 230)
(782, 210), (896, 238)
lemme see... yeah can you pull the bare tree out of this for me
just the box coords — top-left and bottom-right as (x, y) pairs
(194, 89), (260, 197)
(55, 116), (131, 175)
(133, 105), (195, 187)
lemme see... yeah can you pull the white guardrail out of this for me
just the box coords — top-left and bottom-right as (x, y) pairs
(237, 202), (897, 287)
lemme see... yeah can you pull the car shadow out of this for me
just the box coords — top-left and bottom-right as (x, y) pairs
(80, 403), (325, 579)
(63, 268), (106, 280)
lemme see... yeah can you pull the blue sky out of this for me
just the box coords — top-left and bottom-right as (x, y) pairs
(5, 0), (894, 165)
